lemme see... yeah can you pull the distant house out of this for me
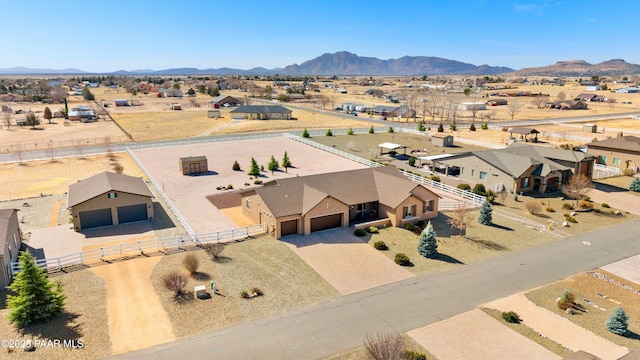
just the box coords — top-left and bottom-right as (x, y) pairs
(159, 88), (183, 97)
(615, 87), (639, 93)
(68, 172), (155, 231)
(335, 88), (348, 94)
(486, 98), (508, 106)
(433, 143), (595, 194)
(577, 93), (597, 101)
(229, 105), (292, 120)
(240, 167), (440, 239)
(68, 106), (96, 121)
(549, 100), (588, 110)
(457, 102), (486, 111)
(580, 80), (598, 86)
(585, 85), (601, 91)
(0, 209), (21, 287)
(585, 135), (640, 172)
(369, 105), (412, 118)
(169, 103), (182, 110)
(115, 99), (129, 107)
(431, 134), (454, 147)
(210, 95), (242, 108)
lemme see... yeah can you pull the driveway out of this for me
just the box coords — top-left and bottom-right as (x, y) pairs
(601, 253), (640, 285)
(282, 228), (414, 295)
(588, 184), (640, 216)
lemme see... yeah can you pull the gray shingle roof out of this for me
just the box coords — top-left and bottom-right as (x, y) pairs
(229, 105), (292, 114)
(67, 172), (153, 208)
(586, 135), (640, 152)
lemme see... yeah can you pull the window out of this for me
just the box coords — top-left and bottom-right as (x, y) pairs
(403, 204), (416, 218)
(107, 192), (117, 199)
(460, 167), (464, 175)
(424, 200), (434, 213)
(613, 158), (621, 165)
(521, 177), (529, 188)
(245, 199), (251, 209)
(479, 171), (487, 181)
(600, 155), (607, 164)
(471, 169), (475, 177)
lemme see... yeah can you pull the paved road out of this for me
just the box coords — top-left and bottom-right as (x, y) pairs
(112, 220), (640, 360)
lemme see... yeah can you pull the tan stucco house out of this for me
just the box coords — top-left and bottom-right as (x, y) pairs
(240, 166), (440, 239)
(229, 105), (292, 120)
(585, 135), (640, 173)
(0, 209), (21, 287)
(67, 172), (155, 231)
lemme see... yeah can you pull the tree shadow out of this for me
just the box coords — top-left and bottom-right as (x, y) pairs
(624, 331), (640, 340)
(191, 272), (211, 281)
(594, 182), (629, 193)
(174, 292), (195, 305)
(212, 256), (232, 264)
(433, 253), (464, 264)
(18, 311), (83, 340)
(464, 236), (508, 251)
(489, 223), (514, 231)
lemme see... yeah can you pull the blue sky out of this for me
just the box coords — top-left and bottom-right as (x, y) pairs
(2, 0), (639, 72)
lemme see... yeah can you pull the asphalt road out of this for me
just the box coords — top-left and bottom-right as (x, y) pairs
(112, 219), (640, 360)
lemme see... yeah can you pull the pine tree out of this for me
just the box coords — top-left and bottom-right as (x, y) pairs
(369, 126), (375, 134)
(8, 250), (66, 327)
(437, 123), (444, 132)
(232, 160), (241, 171)
(248, 157), (260, 176)
(302, 128), (310, 138)
(606, 307), (629, 335)
(388, 126), (394, 133)
(418, 221), (438, 258)
(477, 200), (493, 225)
(281, 151), (292, 173)
(326, 129), (333, 136)
(347, 127), (354, 135)
(417, 121), (425, 132)
(268, 155), (279, 173)
(630, 177), (640, 192)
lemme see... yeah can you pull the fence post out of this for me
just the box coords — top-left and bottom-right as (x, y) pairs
(79, 252), (83, 266)
(58, 258), (62, 272)
(138, 241), (143, 255)
(100, 247), (104, 261)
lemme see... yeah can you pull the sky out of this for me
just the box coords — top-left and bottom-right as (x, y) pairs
(2, 0), (639, 72)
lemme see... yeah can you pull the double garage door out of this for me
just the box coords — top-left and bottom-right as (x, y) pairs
(79, 204), (148, 230)
(310, 213), (342, 233)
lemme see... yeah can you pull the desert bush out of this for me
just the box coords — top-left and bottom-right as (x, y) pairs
(501, 127), (508, 132)
(501, 311), (521, 323)
(545, 206), (555, 212)
(227, 184), (233, 189)
(232, 160), (241, 171)
(481, 121), (488, 130)
(354, 228), (366, 236)
(373, 241), (388, 250)
(253, 179), (263, 185)
(622, 168), (634, 176)
(363, 333), (405, 360)
(564, 214), (577, 223)
(403, 350), (427, 360)
(562, 203), (574, 210)
(429, 175), (441, 182)
(457, 183), (471, 191)
(347, 127), (354, 135)
(394, 253), (411, 266)
(113, 164), (124, 174)
(369, 126), (375, 134)
(163, 271), (188, 296)
(578, 200), (593, 209)
(203, 243), (225, 261)
(388, 126), (394, 133)
(525, 201), (542, 215)
(485, 189), (496, 202)
(367, 226), (379, 234)
(183, 253), (199, 276)
(557, 291), (575, 310)
(601, 203), (610, 208)
(251, 287), (263, 296)
(240, 290), (250, 299)
(404, 223), (415, 231)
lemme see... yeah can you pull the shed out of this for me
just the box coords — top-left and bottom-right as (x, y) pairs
(207, 110), (221, 118)
(115, 99), (129, 106)
(431, 134), (454, 147)
(180, 156), (208, 175)
(582, 124), (597, 133)
(170, 103), (182, 110)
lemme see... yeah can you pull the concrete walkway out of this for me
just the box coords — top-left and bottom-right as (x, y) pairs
(484, 293), (629, 360)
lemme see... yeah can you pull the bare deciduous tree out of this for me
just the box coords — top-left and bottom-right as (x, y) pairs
(562, 174), (595, 205)
(14, 144), (24, 164)
(557, 91), (567, 101)
(2, 110), (11, 130)
(48, 141), (55, 162)
(506, 100), (522, 121)
(531, 96), (547, 109)
(448, 203), (470, 235)
(363, 333), (406, 360)
(75, 139), (85, 159)
(163, 271), (188, 296)
(203, 243), (225, 262)
(183, 253), (200, 278)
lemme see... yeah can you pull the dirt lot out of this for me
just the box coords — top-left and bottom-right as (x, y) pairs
(407, 308), (560, 360)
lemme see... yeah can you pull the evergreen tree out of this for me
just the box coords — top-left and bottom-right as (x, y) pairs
(326, 129), (333, 136)
(82, 87), (95, 100)
(629, 177), (640, 192)
(8, 251), (66, 327)
(477, 200), (493, 225)
(437, 123), (444, 132)
(267, 155), (279, 173)
(248, 157), (260, 176)
(469, 123), (476, 131)
(417, 121), (426, 132)
(232, 160), (241, 171)
(449, 120), (457, 131)
(347, 127), (354, 135)
(25, 112), (41, 129)
(606, 307), (629, 335)
(281, 151), (292, 173)
(418, 221), (438, 258)
(302, 128), (310, 138)
(369, 126), (375, 134)
(388, 126), (394, 133)
(43, 107), (52, 124)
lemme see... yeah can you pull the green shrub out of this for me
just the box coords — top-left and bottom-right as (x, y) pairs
(501, 311), (521, 324)
(227, 184), (233, 190)
(404, 223), (415, 231)
(481, 121), (488, 130)
(369, 126), (375, 134)
(394, 253), (411, 266)
(545, 206), (555, 212)
(469, 123), (476, 131)
(403, 350), (427, 360)
(562, 203), (574, 210)
(240, 290), (250, 299)
(354, 228), (366, 236)
(367, 226), (379, 234)
(564, 214), (577, 223)
(388, 126), (394, 133)
(302, 128), (310, 138)
(457, 183), (471, 191)
(485, 189), (496, 202)
(557, 291), (575, 310)
(437, 123), (444, 132)
(472, 184), (486, 196)
(373, 241), (388, 250)
(578, 200), (593, 209)
(232, 160), (241, 171)
(429, 175), (441, 182)
(325, 129), (333, 136)
(601, 203), (610, 208)
(408, 157), (416, 167)
(253, 180), (263, 185)
(630, 177), (640, 192)
(622, 168), (634, 176)
(417, 122), (426, 132)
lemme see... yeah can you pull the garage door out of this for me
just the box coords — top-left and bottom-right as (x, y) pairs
(117, 204), (148, 224)
(79, 208), (113, 229)
(310, 213), (342, 233)
(280, 219), (298, 237)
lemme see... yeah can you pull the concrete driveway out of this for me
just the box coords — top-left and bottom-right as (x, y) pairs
(588, 183), (640, 216)
(282, 228), (414, 295)
(602, 253), (640, 285)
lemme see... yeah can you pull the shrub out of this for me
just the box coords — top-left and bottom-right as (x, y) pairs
(481, 121), (488, 130)
(326, 129), (333, 136)
(373, 241), (388, 250)
(369, 126), (375, 134)
(364, 333), (406, 360)
(485, 189), (496, 202)
(113, 163), (124, 174)
(394, 253), (411, 266)
(502, 127), (509, 132)
(183, 253), (199, 276)
(403, 350), (427, 360)
(501, 311), (521, 324)
(253, 179), (263, 185)
(449, 121), (457, 131)
(232, 160), (241, 171)
(622, 168), (634, 176)
(203, 243), (225, 261)
(417, 122), (426, 132)
(251, 287), (264, 296)
(388, 126), (394, 133)
(416, 220), (425, 228)
(606, 307), (629, 335)
(525, 201), (542, 215)
(469, 123), (476, 131)
(578, 200), (593, 209)
(429, 175), (441, 182)
(354, 228), (366, 236)
(630, 177), (640, 192)
(564, 214), (577, 223)
(240, 290), (250, 299)
(404, 223), (415, 232)
(347, 127), (354, 135)
(163, 271), (188, 296)
(562, 203), (574, 210)
(472, 184), (486, 196)
(437, 123), (444, 132)
(457, 183), (471, 191)
(367, 226), (379, 234)
(408, 156), (416, 167)
(601, 203), (610, 208)
(546, 206), (555, 212)
(302, 128), (310, 138)
(557, 291), (575, 310)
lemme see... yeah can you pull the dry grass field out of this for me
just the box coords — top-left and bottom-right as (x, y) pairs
(0, 270), (110, 360)
(0, 153), (144, 201)
(325, 334), (435, 360)
(525, 270), (640, 350)
(150, 235), (339, 338)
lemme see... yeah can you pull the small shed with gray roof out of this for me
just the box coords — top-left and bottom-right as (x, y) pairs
(67, 172), (154, 231)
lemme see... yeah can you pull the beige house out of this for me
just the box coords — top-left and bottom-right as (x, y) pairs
(240, 167), (440, 239)
(229, 105), (292, 120)
(585, 135), (640, 172)
(68, 172), (155, 231)
(0, 209), (21, 287)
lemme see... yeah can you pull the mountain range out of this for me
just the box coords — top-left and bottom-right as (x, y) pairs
(1, 52), (639, 76)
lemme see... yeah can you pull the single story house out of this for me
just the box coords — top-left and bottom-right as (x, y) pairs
(240, 166), (440, 239)
(577, 93), (597, 101)
(210, 95), (242, 108)
(615, 87), (638, 94)
(229, 105), (292, 120)
(68, 172), (155, 231)
(457, 102), (486, 111)
(431, 134), (454, 147)
(585, 86), (601, 91)
(432, 143), (595, 194)
(547, 100), (588, 110)
(180, 156), (208, 175)
(369, 105), (414, 118)
(68, 106), (96, 121)
(0, 209), (21, 287)
(486, 98), (508, 106)
(585, 135), (640, 172)
(158, 88), (183, 97)
(115, 99), (129, 106)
